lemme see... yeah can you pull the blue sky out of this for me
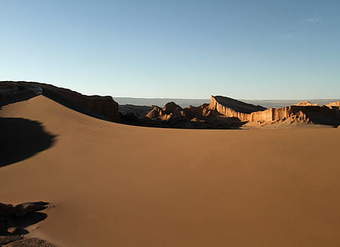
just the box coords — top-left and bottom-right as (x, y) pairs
(1, 0), (339, 99)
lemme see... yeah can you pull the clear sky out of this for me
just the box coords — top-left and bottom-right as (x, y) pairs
(1, 0), (339, 99)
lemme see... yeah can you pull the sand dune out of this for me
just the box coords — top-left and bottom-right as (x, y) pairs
(1, 95), (340, 247)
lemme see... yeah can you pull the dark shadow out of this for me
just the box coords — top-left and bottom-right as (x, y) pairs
(119, 113), (246, 130)
(0, 118), (56, 167)
(8, 212), (47, 230)
(0, 203), (49, 245)
(0, 84), (41, 107)
(0, 93), (39, 108)
(291, 106), (340, 127)
(0, 212), (47, 237)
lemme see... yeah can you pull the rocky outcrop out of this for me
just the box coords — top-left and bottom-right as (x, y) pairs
(119, 105), (152, 119)
(294, 101), (318, 106)
(0, 81), (120, 121)
(208, 96), (266, 121)
(249, 107), (309, 123)
(4, 238), (56, 247)
(249, 105), (339, 126)
(143, 101), (244, 129)
(130, 96), (340, 128)
(206, 96), (340, 127)
(327, 101), (340, 109)
(0, 202), (49, 225)
(0, 201), (55, 246)
(0, 83), (42, 106)
(145, 102), (186, 121)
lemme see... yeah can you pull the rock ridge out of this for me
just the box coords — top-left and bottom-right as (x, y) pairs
(0, 81), (120, 122)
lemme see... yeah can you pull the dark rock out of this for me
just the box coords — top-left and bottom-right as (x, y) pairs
(0, 204), (15, 217)
(5, 238), (56, 247)
(0, 81), (120, 122)
(0, 83), (41, 106)
(14, 202), (49, 217)
(0, 235), (23, 245)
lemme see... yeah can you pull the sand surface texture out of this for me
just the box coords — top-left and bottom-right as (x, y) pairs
(1, 96), (340, 247)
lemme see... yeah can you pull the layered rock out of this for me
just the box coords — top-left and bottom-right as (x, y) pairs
(0, 81), (120, 121)
(208, 96), (266, 121)
(206, 96), (340, 126)
(250, 106), (339, 126)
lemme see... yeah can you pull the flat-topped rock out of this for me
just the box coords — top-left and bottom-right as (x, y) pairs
(208, 96), (266, 121)
(210, 96), (266, 114)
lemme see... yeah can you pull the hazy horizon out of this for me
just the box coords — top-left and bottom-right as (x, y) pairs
(115, 96), (340, 108)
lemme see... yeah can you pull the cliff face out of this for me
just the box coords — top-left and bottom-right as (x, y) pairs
(208, 96), (266, 121)
(250, 106), (340, 126)
(0, 83), (42, 106)
(249, 107), (308, 123)
(208, 95), (340, 127)
(141, 96), (340, 128)
(0, 81), (120, 122)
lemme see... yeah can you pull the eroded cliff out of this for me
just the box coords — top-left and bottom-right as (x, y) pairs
(0, 81), (120, 121)
(208, 96), (266, 121)
(209, 96), (340, 127)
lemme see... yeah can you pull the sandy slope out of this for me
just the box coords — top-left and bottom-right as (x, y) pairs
(1, 95), (340, 247)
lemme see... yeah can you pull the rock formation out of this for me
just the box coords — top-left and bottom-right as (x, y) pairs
(146, 102), (186, 121)
(4, 238), (56, 247)
(141, 96), (340, 128)
(205, 96), (340, 127)
(0, 81), (120, 121)
(249, 105), (339, 125)
(327, 101), (340, 109)
(0, 201), (55, 246)
(142, 101), (243, 128)
(0, 201), (49, 230)
(0, 83), (42, 106)
(294, 101), (318, 106)
(2, 81), (339, 128)
(208, 96), (266, 121)
(119, 104), (152, 119)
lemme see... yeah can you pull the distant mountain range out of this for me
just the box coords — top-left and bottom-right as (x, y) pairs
(114, 97), (340, 108)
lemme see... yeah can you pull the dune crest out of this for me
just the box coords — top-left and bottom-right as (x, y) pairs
(1, 81), (120, 121)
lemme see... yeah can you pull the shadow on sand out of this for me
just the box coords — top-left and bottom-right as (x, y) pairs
(0, 212), (48, 236)
(120, 115), (246, 130)
(0, 118), (56, 167)
(0, 202), (50, 245)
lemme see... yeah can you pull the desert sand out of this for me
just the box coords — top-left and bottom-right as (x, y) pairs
(1, 95), (340, 247)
